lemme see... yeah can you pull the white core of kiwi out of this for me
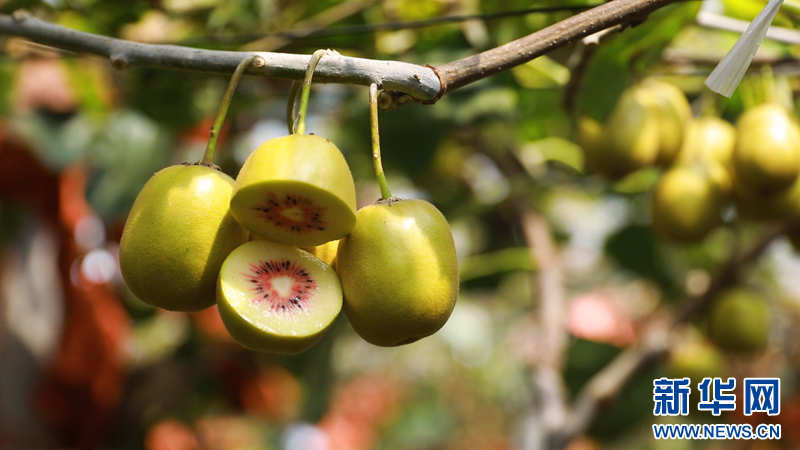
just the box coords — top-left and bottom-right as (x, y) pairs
(218, 240), (342, 338)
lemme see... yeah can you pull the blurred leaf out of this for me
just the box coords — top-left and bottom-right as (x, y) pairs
(517, 137), (585, 174)
(129, 69), (224, 129)
(85, 110), (171, 220)
(10, 112), (96, 170)
(444, 87), (519, 125)
(459, 247), (534, 281)
(605, 224), (678, 295)
(588, 364), (664, 441)
(512, 55), (570, 89)
(563, 339), (620, 396)
(63, 58), (114, 119)
(0, 60), (17, 115)
(381, 385), (452, 449)
(612, 167), (661, 194)
(518, 89), (570, 141)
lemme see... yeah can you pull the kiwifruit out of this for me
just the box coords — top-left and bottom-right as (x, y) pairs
(582, 87), (661, 178)
(119, 163), (249, 312)
(231, 134), (357, 247)
(651, 165), (722, 244)
(667, 332), (727, 414)
(217, 240), (342, 353)
(733, 173), (800, 222)
(668, 338), (725, 389)
(707, 288), (769, 353)
(733, 103), (800, 194)
(639, 79), (692, 167)
(677, 117), (736, 169)
(676, 117), (737, 198)
(302, 239), (339, 269)
(577, 116), (605, 175)
(337, 198), (458, 347)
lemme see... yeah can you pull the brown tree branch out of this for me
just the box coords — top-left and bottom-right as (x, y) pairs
(0, 0), (683, 109)
(436, 0), (682, 93)
(562, 25), (626, 120)
(0, 11), (442, 101)
(517, 203), (570, 441)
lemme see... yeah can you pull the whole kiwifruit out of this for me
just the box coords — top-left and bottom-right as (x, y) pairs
(231, 134), (357, 247)
(585, 87), (661, 178)
(676, 117), (737, 199)
(337, 198), (458, 347)
(733, 103), (800, 194)
(668, 338), (726, 389)
(707, 288), (769, 353)
(639, 79), (692, 167)
(677, 117), (736, 169)
(216, 240), (342, 353)
(577, 116), (606, 175)
(119, 163), (249, 312)
(652, 165), (722, 244)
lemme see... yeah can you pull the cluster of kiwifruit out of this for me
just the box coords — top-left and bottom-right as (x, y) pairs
(119, 97), (458, 355)
(580, 79), (800, 245)
(581, 81), (778, 357)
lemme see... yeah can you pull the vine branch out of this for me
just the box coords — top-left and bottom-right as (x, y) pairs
(0, 0), (682, 109)
(436, 0), (682, 92)
(518, 204), (569, 446)
(0, 11), (441, 101)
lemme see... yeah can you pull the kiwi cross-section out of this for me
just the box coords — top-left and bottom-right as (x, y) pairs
(217, 240), (343, 354)
(231, 134), (357, 247)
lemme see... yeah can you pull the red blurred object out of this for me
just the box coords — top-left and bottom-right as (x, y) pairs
(13, 58), (77, 114)
(17, 161), (131, 449)
(145, 419), (200, 450)
(240, 366), (303, 422)
(0, 126), (60, 222)
(566, 292), (636, 347)
(318, 414), (374, 450)
(0, 127), (130, 448)
(180, 116), (230, 146)
(318, 374), (403, 450)
(195, 416), (262, 450)
(190, 305), (233, 342)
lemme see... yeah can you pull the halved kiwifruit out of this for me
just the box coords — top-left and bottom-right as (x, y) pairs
(231, 134), (357, 247)
(217, 240), (342, 354)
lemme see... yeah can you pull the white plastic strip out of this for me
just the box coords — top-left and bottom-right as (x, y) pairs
(704, 0), (784, 97)
(697, 10), (800, 45)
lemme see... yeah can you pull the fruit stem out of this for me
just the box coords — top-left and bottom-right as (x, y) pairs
(699, 87), (720, 118)
(296, 49), (329, 135)
(369, 83), (392, 200)
(761, 65), (777, 105)
(286, 80), (302, 134)
(739, 76), (757, 110)
(203, 55), (261, 165)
